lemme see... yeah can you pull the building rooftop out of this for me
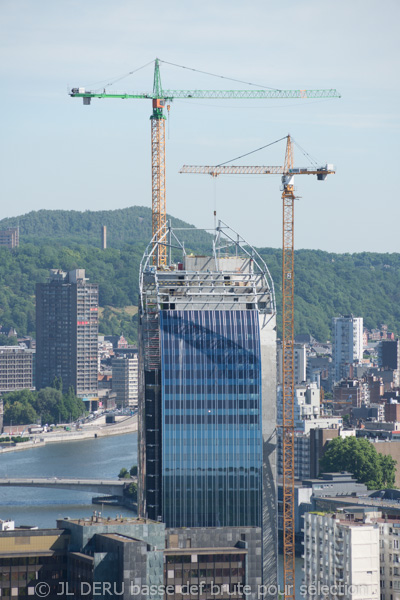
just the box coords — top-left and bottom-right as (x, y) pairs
(58, 516), (160, 527)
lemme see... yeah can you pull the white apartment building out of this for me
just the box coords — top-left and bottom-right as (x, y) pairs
(277, 382), (320, 429)
(277, 382), (341, 433)
(277, 342), (307, 385)
(379, 518), (400, 600)
(111, 353), (138, 408)
(333, 315), (364, 384)
(303, 511), (380, 600)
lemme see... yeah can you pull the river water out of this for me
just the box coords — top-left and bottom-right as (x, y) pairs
(0, 433), (137, 527)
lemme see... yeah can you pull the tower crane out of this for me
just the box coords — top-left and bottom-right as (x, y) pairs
(180, 135), (335, 600)
(70, 59), (340, 266)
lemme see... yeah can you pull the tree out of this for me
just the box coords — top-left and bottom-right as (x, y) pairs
(2, 389), (38, 425)
(63, 387), (86, 421)
(51, 376), (63, 391)
(118, 468), (130, 479)
(4, 400), (37, 425)
(0, 334), (17, 346)
(320, 436), (397, 489)
(379, 454), (397, 488)
(124, 481), (137, 501)
(130, 465), (138, 477)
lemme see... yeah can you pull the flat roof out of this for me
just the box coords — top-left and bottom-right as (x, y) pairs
(58, 517), (160, 526)
(164, 547), (247, 555)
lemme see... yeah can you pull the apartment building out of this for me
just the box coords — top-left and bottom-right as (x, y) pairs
(0, 346), (35, 395)
(333, 315), (363, 384)
(36, 269), (98, 405)
(277, 342), (307, 385)
(111, 353), (138, 408)
(303, 510), (380, 600)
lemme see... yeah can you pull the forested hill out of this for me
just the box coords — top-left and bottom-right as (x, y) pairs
(0, 206), (211, 249)
(0, 207), (399, 343)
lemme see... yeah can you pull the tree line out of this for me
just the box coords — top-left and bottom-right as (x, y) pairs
(1, 387), (86, 427)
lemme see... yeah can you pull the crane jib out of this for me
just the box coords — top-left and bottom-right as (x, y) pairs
(70, 89), (341, 100)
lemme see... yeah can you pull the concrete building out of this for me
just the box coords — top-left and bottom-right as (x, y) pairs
(277, 342), (306, 385)
(333, 315), (363, 384)
(0, 514), (264, 600)
(333, 378), (369, 413)
(0, 227), (19, 249)
(36, 270), (98, 406)
(304, 508), (400, 600)
(277, 383), (342, 479)
(0, 346), (35, 395)
(379, 339), (400, 387)
(307, 355), (332, 390)
(277, 382), (320, 430)
(57, 516), (164, 600)
(353, 403), (385, 423)
(0, 399), (3, 433)
(303, 509), (380, 600)
(0, 525), (69, 598)
(112, 353), (138, 408)
(138, 223), (277, 589)
(384, 400), (400, 423)
(165, 526), (262, 599)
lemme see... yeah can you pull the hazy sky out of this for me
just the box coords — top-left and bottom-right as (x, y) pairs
(1, 0), (399, 252)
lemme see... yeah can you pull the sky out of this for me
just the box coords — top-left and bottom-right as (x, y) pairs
(1, 0), (399, 253)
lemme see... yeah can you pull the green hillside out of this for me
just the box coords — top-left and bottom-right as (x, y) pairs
(0, 206), (212, 250)
(0, 207), (399, 343)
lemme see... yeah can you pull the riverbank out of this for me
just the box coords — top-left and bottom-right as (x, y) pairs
(0, 416), (137, 454)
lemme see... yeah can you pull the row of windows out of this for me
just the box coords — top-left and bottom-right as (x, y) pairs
(164, 415), (259, 425)
(164, 400), (259, 409)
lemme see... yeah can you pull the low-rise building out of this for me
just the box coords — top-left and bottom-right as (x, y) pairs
(0, 227), (19, 249)
(385, 400), (400, 423)
(0, 526), (69, 598)
(333, 378), (369, 413)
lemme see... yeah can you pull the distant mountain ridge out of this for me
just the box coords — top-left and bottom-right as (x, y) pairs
(0, 207), (400, 343)
(0, 206), (211, 248)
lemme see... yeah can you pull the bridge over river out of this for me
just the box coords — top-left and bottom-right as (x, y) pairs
(0, 477), (136, 497)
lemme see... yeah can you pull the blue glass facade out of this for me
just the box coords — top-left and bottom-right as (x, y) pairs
(160, 309), (262, 528)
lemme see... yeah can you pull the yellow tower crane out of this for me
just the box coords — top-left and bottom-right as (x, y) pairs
(180, 135), (335, 600)
(70, 59), (340, 266)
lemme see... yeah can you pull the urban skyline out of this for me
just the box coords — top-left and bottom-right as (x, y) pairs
(1, 3), (399, 597)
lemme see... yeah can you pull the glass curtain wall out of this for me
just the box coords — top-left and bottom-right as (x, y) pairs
(160, 310), (262, 528)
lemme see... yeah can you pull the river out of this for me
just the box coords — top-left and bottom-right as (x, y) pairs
(0, 433), (137, 528)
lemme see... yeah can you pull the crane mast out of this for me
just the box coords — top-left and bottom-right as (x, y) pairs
(180, 136), (335, 600)
(151, 60), (167, 266)
(281, 136), (296, 600)
(70, 59), (340, 268)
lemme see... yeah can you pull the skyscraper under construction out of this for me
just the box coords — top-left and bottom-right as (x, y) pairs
(138, 222), (277, 583)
